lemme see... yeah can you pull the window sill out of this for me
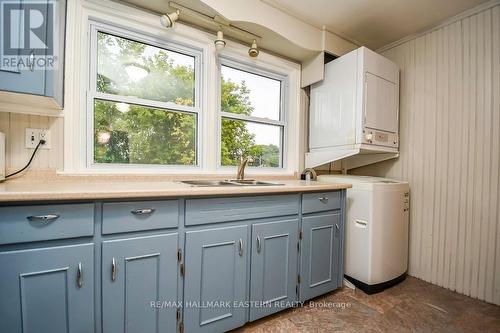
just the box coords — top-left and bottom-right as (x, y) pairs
(56, 169), (297, 181)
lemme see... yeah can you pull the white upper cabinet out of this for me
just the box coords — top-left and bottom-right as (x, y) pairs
(306, 47), (400, 168)
(309, 50), (358, 149)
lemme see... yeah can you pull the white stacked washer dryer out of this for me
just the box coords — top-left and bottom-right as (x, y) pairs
(317, 175), (410, 294)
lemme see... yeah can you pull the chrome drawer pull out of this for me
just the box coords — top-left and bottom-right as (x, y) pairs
(77, 262), (83, 288)
(27, 214), (60, 222)
(256, 236), (261, 253)
(318, 197), (329, 203)
(111, 258), (117, 281)
(238, 239), (244, 257)
(131, 208), (155, 215)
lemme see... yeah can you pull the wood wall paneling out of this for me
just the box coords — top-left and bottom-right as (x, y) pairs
(351, 4), (500, 305)
(0, 113), (63, 171)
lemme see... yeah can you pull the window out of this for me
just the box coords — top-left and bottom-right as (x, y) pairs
(219, 63), (285, 168)
(77, 9), (300, 175)
(89, 27), (200, 167)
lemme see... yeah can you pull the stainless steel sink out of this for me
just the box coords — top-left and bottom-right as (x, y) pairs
(181, 180), (284, 187)
(228, 180), (284, 186)
(181, 180), (237, 187)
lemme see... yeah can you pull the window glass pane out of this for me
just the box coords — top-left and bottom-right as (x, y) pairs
(221, 118), (281, 168)
(97, 32), (195, 106)
(221, 65), (281, 121)
(94, 99), (196, 165)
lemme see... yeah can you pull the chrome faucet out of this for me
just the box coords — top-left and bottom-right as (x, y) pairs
(236, 156), (253, 180)
(301, 168), (317, 181)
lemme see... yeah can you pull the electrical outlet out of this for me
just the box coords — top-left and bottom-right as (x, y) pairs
(38, 129), (50, 149)
(25, 128), (51, 150)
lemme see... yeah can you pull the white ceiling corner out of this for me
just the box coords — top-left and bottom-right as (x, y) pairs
(262, 0), (490, 49)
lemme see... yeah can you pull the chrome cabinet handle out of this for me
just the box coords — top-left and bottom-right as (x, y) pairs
(131, 208), (155, 215)
(318, 197), (329, 203)
(29, 51), (35, 71)
(27, 214), (60, 222)
(335, 223), (340, 236)
(111, 258), (117, 281)
(77, 262), (83, 288)
(238, 239), (243, 257)
(256, 236), (261, 253)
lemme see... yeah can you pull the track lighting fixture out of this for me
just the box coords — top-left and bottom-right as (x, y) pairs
(160, 10), (180, 28)
(248, 39), (259, 58)
(214, 30), (226, 52)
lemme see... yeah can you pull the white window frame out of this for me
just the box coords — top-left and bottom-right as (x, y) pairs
(86, 20), (203, 171)
(63, 0), (301, 176)
(217, 57), (288, 171)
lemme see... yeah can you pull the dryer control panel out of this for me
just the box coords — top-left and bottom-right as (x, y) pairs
(363, 128), (399, 148)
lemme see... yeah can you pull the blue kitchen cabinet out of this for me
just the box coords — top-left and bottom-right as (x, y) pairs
(0, 243), (94, 333)
(249, 218), (299, 321)
(101, 233), (179, 333)
(0, 190), (346, 333)
(184, 225), (248, 333)
(0, 0), (66, 108)
(299, 212), (343, 301)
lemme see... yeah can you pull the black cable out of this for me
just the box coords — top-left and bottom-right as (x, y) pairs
(5, 139), (46, 179)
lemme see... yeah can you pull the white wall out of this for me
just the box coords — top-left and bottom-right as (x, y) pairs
(0, 113), (63, 172)
(352, 3), (500, 304)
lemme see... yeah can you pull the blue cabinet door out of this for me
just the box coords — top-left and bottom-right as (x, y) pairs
(0, 0), (66, 106)
(250, 219), (299, 321)
(300, 213), (343, 301)
(0, 0), (47, 95)
(0, 243), (94, 333)
(184, 225), (248, 333)
(102, 233), (178, 333)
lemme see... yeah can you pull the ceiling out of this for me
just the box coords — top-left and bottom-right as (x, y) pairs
(263, 0), (489, 49)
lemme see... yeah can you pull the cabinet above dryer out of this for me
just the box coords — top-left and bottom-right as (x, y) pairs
(306, 46), (400, 169)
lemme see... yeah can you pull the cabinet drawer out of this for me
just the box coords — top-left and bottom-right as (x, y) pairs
(0, 203), (94, 245)
(302, 191), (341, 214)
(185, 194), (299, 226)
(102, 200), (178, 234)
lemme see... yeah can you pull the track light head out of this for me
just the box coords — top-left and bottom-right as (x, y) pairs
(248, 39), (259, 58)
(214, 30), (226, 52)
(160, 10), (180, 28)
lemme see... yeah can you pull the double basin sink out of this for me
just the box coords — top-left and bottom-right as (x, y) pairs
(181, 180), (284, 187)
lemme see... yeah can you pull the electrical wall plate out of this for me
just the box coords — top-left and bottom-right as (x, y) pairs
(25, 128), (51, 150)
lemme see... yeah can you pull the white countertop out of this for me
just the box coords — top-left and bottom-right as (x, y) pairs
(0, 179), (351, 202)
